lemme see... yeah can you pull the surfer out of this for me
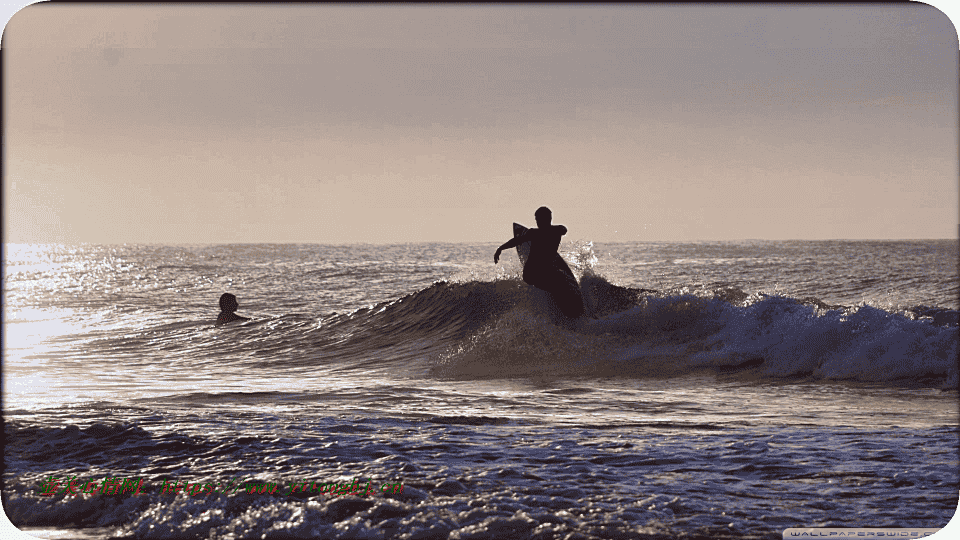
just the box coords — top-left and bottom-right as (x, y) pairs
(494, 206), (587, 319)
(216, 293), (250, 326)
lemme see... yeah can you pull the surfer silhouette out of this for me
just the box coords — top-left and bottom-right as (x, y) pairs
(216, 293), (250, 326)
(494, 207), (586, 319)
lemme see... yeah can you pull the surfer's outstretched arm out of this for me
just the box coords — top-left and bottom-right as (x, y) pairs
(494, 232), (534, 263)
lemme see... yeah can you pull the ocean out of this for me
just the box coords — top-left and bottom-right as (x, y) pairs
(3, 239), (958, 539)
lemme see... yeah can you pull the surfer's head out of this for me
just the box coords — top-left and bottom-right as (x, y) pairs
(535, 206), (552, 227)
(219, 293), (239, 313)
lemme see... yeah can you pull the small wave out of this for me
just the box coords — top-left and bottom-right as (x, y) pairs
(426, 416), (511, 426)
(155, 264), (219, 272)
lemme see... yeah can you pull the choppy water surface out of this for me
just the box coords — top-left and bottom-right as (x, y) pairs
(3, 240), (958, 539)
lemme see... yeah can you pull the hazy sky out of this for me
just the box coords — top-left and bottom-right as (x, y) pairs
(4, 3), (958, 243)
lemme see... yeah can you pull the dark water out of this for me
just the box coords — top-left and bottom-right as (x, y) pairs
(3, 241), (958, 539)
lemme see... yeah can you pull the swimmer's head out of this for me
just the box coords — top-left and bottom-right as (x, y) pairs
(535, 206), (552, 227)
(219, 293), (239, 313)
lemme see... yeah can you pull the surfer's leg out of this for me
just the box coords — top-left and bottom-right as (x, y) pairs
(522, 263), (550, 290)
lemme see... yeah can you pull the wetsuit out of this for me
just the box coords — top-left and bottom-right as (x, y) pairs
(521, 225), (584, 318)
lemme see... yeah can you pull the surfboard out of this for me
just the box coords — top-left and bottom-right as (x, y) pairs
(513, 223), (585, 319)
(513, 223), (531, 266)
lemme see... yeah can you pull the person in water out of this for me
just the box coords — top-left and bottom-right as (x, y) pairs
(216, 293), (250, 325)
(494, 206), (586, 318)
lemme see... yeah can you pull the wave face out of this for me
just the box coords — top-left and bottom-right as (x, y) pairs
(420, 274), (958, 388)
(139, 269), (950, 388)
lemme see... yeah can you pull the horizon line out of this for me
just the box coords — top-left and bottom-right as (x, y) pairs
(3, 238), (957, 247)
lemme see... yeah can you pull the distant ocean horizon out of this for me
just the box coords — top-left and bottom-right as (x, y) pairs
(7, 237), (956, 244)
(4, 239), (957, 539)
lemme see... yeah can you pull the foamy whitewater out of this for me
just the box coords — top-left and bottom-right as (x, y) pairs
(3, 240), (958, 539)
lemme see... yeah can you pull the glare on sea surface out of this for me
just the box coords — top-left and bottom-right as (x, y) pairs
(4, 308), (88, 351)
(4, 307), (98, 409)
(4, 244), (120, 408)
